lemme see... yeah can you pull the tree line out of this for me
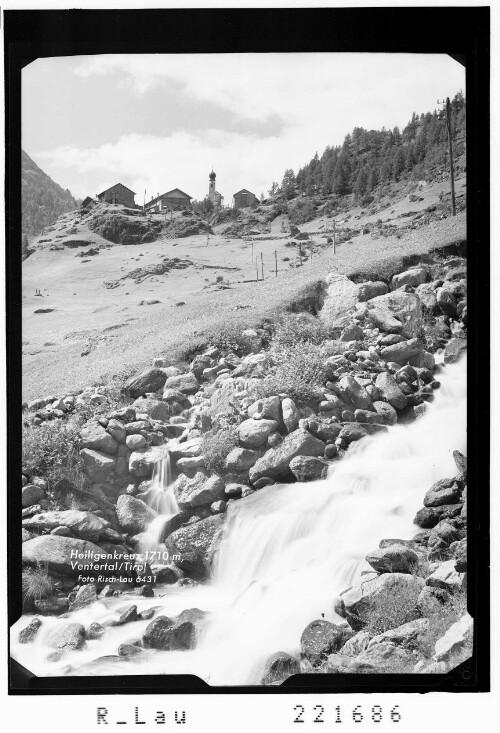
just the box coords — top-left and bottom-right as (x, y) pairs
(270, 91), (465, 205)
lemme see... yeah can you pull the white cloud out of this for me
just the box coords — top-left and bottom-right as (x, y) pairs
(37, 53), (465, 200)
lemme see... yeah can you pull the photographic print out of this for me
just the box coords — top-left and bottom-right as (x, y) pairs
(9, 28), (481, 690)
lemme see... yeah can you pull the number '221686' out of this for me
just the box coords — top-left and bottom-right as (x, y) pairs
(293, 705), (402, 724)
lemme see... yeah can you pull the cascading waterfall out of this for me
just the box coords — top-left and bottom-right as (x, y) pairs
(139, 450), (180, 550)
(11, 357), (466, 684)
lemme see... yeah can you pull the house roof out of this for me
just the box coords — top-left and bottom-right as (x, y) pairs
(163, 188), (192, 199)
(146, 189), (192, 206)
(98, 183), (136, 197)
(233, 189), (256, 197)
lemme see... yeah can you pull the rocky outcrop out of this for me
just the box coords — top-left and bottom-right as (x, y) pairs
(22, 535), (105, 577)
(164, 514), (225, 579)
(116, 495), (156, 534)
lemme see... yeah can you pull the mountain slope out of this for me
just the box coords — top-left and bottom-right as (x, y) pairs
(22, 149), (78, 246)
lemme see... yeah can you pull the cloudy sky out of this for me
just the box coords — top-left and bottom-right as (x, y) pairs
(22, 53), (465, 202)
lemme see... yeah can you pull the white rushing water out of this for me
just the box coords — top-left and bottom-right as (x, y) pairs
(138, 451), (180, 551)
(11, 357), (466, 684)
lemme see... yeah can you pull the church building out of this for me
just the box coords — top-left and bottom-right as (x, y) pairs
(208, 170), (223, 207)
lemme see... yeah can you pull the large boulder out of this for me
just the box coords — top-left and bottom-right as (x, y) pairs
(423, 478), (462, 507)
(164, 373), (200, 395)
(174, 472), (225, 510)
(116, 495), (156, 534)
(238, 418), (278, 449)
(129, 446), (166, 478)
(366, 290), (421, 338)
(80, 421), (119, 455)
(379, 338), (423, 365)
(80, 449), (116, 482)
(357, 281), (388, 302)
(164, 514), (225, 579)
(249, 428), (325, 483)
(391, 267), (427, 290)
(444, 338), (467, 364)
(224, 447), (261, 472)
(340, 572), (424, 631)
(414, 504), (461, 528)
(22, 484), (45, 509)
(123, 368), (168, 398)
(22, 510), (114, 543)
(289, 455), (328, 482)
(22, 535), (105, 578)
(319, 273), (359, 327)
(300, 620), (353, 665)
(365, 544), (419, 574)
(375, 372), (408, 410)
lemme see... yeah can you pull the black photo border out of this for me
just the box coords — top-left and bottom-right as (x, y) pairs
(4, 6), (490, 695)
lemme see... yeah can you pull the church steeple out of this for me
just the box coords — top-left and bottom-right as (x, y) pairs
(208, 169), (216, 202)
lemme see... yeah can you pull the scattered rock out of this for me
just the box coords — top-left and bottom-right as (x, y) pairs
(365, 544), (419, 574)
(300, 619), (354, 665)
(281, 397), (299, 433)
(80, 448), (116, 482)
(391, 267), (427, 290)
(238, 418), (278, 449)
(80, 420), (118, 455)
(249, 428), (325, 483)
(164, 373), (200, 395)
(357, 281), (388, 302)
(123, 368), (167, 398)
(69, 583), (98, 610)
(375, 372), (408, 410)
(18, 617), (42, 644)
(289, 455), (328, 482)
(164, 513), (225, 579)
(426, 560), (465, 592)
(174, 473), (225, 510)
(46, 622), (86, 650)
(116, 495), (156, 534)
(22, 484), (46, 508)
(444, 338), (467, 364)
(260, 652), (300, 684)
(423, 478), (462, 507)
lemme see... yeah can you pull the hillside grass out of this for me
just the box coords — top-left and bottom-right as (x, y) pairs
(22, 211), (465, 401)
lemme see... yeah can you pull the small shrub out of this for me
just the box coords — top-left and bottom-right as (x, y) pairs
(288, 198), (317, 225)
(416, 590), (468, 659)
(22, 565), (54, 609)
(22, 415), (88, 506)
(202, 425), (239, 474)
(364, 585), (422, 638)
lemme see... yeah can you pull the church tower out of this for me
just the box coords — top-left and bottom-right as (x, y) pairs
(208, 169), (217, 203)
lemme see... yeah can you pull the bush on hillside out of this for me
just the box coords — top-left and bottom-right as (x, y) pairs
(288, 198), (317, 225)
(22, 566), (55, 610)
(201, 425), (239, 474)
(22, 417), (88, 504)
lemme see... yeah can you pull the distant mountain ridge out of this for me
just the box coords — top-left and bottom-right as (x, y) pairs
(22, 149), (78, 244)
